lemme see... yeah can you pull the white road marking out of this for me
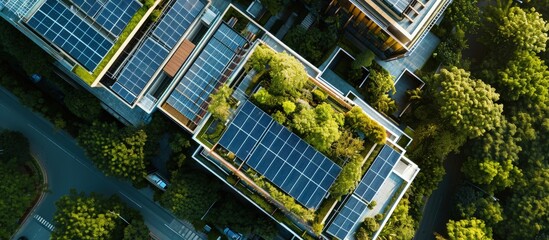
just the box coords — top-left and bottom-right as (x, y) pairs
(119, 191), (143, 208)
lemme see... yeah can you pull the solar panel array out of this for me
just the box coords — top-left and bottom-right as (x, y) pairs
(326, 195), (368, 240)
(166, 23), (246, 124)
(71, 0), (141, 36)
(110, 0), (205, 104)
(249, 122), (342, 209)
(153, 0), (205, 49)
(217, 101), (342, 209)
(72, 0), (105, 17)
(27, 0), (113, 71)
(354, 145), (401, 202)
(218, 101), (272, 160)
(95, 0), (141, 36)
(326, 145), (401, 239)
(111, 37), (169, 103)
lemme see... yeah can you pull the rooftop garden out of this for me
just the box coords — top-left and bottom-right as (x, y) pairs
(73, 0), (157, 85)
(203, 43), (390, 235)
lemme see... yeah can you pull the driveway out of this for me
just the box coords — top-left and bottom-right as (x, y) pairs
(0, 87), (203, 240)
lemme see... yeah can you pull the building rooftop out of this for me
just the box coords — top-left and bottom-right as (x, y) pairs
(107, 0), (206, 105)
(350, 0), (449, 48)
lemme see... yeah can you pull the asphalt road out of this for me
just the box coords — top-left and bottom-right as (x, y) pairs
(414, 154), (463, 240)
(0, 87), (203, 240)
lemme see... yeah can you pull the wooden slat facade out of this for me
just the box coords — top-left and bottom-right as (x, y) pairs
(163, 40), (195, 77)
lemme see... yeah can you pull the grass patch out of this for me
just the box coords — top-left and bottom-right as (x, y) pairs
(73, 6), (149, 85)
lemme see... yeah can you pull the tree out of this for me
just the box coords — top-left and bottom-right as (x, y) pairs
(332, 130), (365, 163)
(159, 173), (220, 222)
(78, 122), (147, 180)
(0, 131), (38, 239)
(330, 158), (362, 198)
(454, 186), (504, 226)
(378, 197), (416, 240)
(355, 227), (370, 240)
(461, 120), (522, 190)
(364, 69), (396, 114)
(123, 220), (149, 240)
(268, 51), (308, 98)
(284, 26), (338, 64)
(246, 44), (274, 73)
(498, 51), (549, 103)
(208, 84), (233, 122)
(282, 100), (296, 114)
(52, 190), (148, 240)
(292, 103), (342, 152)
(499, 168), (549, 240)
(446, 218), (493, 240)
(352, 50), (375, 69)
(64, 90), (102, 122)
(345, 106), (387, 144)
(498, 7), (549, 53)
(444, 0), (480, 33)
(432, 67), (503, 138)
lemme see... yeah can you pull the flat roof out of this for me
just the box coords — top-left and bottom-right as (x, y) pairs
(350, 0), (449, 45)
(109, 0), (205, 104)
(218, 101), (342, 209)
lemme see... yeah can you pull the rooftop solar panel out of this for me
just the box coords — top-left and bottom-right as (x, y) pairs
(326, 195), (368, 239)
(218, 101), (342, 209)
(27, 0), (113, 71)
(95, 0), (141, 36)
(153, 0), (205, 49)
(218, 101), (272, 161)
(71, 0), (105, 17)
(166, 23), (247, 124)
(110, 37), (169, 103)
(254, 113), (341, 209)
(354, 145), (401, 202)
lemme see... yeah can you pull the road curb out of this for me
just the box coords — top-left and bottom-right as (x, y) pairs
(11, 154), (49, 239)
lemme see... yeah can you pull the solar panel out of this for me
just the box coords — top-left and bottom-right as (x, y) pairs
(218, 101), (272, 161)
(27, 0), (113, 71)
(218, 101), (341, 209)
(95, 0), (141, 36)
(71, 0), (105, 17)
(153, 0), (205, 49)
(110, 37), (169, 103)
(326, 195), (368, 239)
(166, 23), (246, 124)
(252, 116), (341, 209)
(354, 145), (401, 202)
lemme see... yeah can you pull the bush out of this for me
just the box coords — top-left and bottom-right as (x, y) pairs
(355, 227), (370, 240)
(272, 111), (287, 124)
(282, 101), (296, 114)
(352, 50), (375, 69)
(368, 201), (377, 210)
(312, 89), (327, 102)
(364, 217), (380, 232)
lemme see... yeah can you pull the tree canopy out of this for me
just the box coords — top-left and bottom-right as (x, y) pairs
(498, 50), (549, 103)
(498, 7), (549, 53)
(159, 172), (220, 222)
(78, 122), (147, 180)
(364, 69), (397, 114)
(433, 67), (503, 138)
(292, 103), (342, 152)
(0, 131), (40, 239)
(446, 218), (493, 240)
(268, 51), (309, 98)
(208, 84), (234, 122)
(52, 190), (148, 240)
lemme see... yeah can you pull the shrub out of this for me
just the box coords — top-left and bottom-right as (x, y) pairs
(272, 111), (287, 124)
(364, 217), (380, 232)
(282, 101), (296, 114)
(312, 89), (327, 102)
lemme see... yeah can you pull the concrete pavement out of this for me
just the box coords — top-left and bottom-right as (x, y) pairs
(0, 87), (204, 240)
